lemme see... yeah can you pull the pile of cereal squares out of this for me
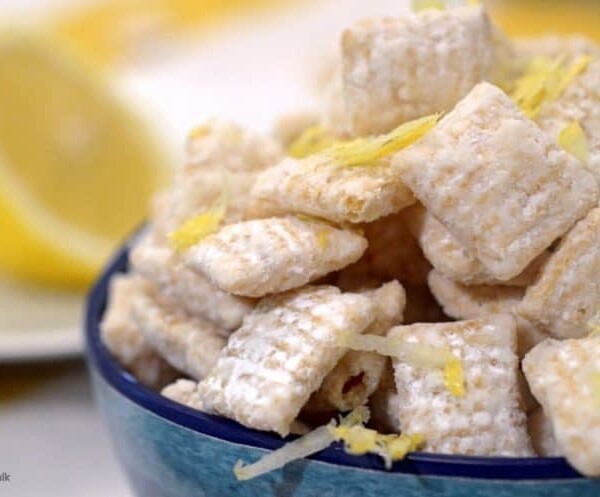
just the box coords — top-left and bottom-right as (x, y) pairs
(101, 1), (600, 479)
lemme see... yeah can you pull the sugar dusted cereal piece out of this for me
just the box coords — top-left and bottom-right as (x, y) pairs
(363, 212), (431, 286)
(518, 208), (600, 339)
(523, 336), (600, 476)
(528, 408), (561, 457)
(428, 270), (524, 317)
(342, 6), (493, 135)
(312, 281), (406, 411)
(537, 60), (600, 182)
(251, 157), (415, 224)
(165, 121), (283, 232)
(184, 120), (283, 175)
(197, 286), (375, 436)
(428, 270), (548, 357)
(394, 82), (599, 280)
(183, 217), (368, 298)
(100, 275), (178, 388)
(130, 235), (255, 331)
(131, 286), (226, 380)
(390, 315), (533, 456)
(405, 205), (545, 286)
(162, 379), (203, 408)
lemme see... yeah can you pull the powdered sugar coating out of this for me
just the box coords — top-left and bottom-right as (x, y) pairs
(342, 6), (493, 135)
(537, 60), (600, 183)
(518, 207), (600, 339)
(405, 205), (546, 286)
(394, 82), (599, 280)
(390, 315), (533, 456)
(131, 286), (226, 380)
(130, 235), (255, 331)
(100, 275), (177, 388)
(523, 336), (600, 476)
(162, 379), (203, 409)
(184, 217), (367, 297)
(428, 270), (547, 357)
(251, 157), (415, 224)
(197, 286), (375, 436)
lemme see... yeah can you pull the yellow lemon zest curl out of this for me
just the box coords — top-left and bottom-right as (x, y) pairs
(288, 125), (339, 159)
(169, 173), (230, 251)
(339, 332), (466, 397)
(233, 407), (423, 480)
(511, 55), (591, 118)
(558, 121), (589, 165)
(325, 114), (440, 167)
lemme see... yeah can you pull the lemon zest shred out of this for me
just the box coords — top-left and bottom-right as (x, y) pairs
(587, 320), (600, 337)
(412, 0), (446, 12)
(558, 121), (589, 164)
(557, 55), (592, 96)
(444, 357), (466, 397)
(511, 55), (591, 118)
(325, 114), (440, 167)
(340, 333), (466, 396)
(329, 424), (425, 469)
(169, 173), (230, 251)
(188, 124), (211, 142)
(234, 424), (335, 481)
(288, 125), (339, 159)
(233, 407), (368, 481)
(317, 229), (330, 249)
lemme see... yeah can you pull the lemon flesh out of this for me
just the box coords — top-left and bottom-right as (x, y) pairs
(0, 36), (169, 289)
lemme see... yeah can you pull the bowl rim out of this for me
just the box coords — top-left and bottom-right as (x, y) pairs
(85, 240), (584, 481)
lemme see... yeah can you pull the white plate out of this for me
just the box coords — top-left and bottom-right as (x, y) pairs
(0, 278), (83, 362)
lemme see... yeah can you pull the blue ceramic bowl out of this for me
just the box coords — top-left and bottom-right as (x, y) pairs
(86, 242), (600, 497)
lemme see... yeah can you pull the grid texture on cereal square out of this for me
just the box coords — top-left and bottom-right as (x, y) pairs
(167, 122), (283, 233)
(518, 207), (600, 339)
(197, 286), (375, 436)
(131, 285), (226, 381)
(394, 82), (599, 280)
(342, 6), (493, 135)
(405, 205), (545, 286)
(100, 274), (178, 389)
(183, 216), (367, 297)
(428, 270), (547, 357)
(251, 157), (415, 224)
(390, 315), (533, 456)
(537, 60), (600, 183)
(130, 234), (255, 331)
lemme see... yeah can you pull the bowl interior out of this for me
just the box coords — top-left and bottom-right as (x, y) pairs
(85, 240), (582, 481)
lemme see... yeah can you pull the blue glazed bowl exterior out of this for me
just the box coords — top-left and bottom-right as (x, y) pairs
(86, 243), (600, 497)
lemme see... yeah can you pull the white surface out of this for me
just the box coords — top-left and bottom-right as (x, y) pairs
(0, 279), (83, 362)
(0, 363), (131, 497)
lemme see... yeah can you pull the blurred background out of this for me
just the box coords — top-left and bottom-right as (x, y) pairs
(0, 1), (597, 496)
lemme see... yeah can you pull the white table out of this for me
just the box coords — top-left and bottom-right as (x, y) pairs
(0, 362), (131, 497)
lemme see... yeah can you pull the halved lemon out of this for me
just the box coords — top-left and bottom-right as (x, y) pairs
(0, 34), (170, 289)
